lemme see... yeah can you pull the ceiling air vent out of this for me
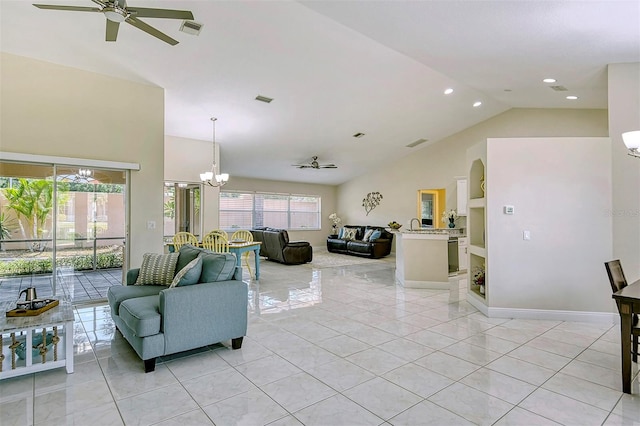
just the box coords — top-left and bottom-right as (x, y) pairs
(549, 85), (568, 91)
(406, 138), (428, 148)
(353, 132), (365, 138)
(255, 95), (273, 103)
(179, 20), (203, 36)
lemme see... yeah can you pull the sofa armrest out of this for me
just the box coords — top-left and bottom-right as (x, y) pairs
(286, 241), (310, 248)
(370, 238), (392, 258)
(126, 268), (140, 285)
(159, 280), (248, 354)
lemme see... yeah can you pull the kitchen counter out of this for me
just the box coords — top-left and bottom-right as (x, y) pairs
(395, 230), (451, 288)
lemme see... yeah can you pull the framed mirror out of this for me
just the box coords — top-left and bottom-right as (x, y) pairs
(417, 189), (445, 228)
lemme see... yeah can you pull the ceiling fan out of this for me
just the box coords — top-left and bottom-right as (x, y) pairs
(292, 156), (337, 169)
(33, 0), (194, 45)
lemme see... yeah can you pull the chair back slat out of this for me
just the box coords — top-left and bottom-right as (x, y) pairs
(173, 232), (198, 251)
(208, 229), (229, 240)
(202, 232), (230, 253)
(605, 259), (628, 293)
(231, 230), (253, 243)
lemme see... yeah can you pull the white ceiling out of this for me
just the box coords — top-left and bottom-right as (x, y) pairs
(1, 0), (639, 185)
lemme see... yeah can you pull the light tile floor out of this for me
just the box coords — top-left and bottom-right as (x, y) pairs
(1, 253), (639, 425)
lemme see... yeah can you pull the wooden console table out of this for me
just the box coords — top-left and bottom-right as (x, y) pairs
(0, 300), (74, 379)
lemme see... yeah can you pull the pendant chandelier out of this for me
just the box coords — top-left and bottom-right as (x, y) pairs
(200, 117), (229, 187)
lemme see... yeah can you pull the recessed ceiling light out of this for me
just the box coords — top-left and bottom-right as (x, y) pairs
(444, 88), (454, 95)
(473, 101), (482, 107)
(543, 78), (557, 83)
(566, 95), (578, 100)
(255, 95), (273, 103)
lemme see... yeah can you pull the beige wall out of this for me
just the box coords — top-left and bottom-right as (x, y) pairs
(609, 63), (640, 280)
(337, 108), (609, 245)
(224, 176), (337, 247)
(486, 137), (612, 314)
(0, 53), (165, 268)
(165, 134), (221, 233)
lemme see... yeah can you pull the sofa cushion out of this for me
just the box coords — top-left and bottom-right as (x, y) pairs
(170, 256), (203, 288)
(176, 245), (203, 274)
(199, 251), (237, 282)
(363, 229), (375, 242)
(341, 228), (358, 240)
(107, 285), (166, 316)
(369, 229), (382, 241)
(347, 240), (372, 254)
(135, 253), (179, 285)
(119, 295), (161, 338)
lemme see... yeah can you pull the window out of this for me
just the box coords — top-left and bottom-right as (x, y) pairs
(220, 191), (320, 230)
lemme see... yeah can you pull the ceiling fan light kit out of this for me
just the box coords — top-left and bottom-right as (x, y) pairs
(33, 0), (194, 45)
(292, 156), (337, 169)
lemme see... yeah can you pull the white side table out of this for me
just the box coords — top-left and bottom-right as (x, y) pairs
(0, 300), (74, 379)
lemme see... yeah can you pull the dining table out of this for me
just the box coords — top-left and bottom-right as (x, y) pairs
(228, 240), (262, 280)
(612, 278), (640, 394)
(166, 240), (263, 280)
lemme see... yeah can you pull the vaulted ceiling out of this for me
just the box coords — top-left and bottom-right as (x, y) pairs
(1, 0), (638, 184)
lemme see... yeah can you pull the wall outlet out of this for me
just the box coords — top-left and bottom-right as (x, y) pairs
(147, 221), (156, 230)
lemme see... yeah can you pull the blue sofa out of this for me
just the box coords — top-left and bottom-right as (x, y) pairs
(107, 245), (248, 372)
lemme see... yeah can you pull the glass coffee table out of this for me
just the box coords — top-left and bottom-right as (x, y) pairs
(0, 300), (74, 379)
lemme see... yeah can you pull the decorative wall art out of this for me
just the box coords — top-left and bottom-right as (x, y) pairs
(362, 192), (383, 216)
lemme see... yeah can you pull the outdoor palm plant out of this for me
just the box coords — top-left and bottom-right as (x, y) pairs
(1, 178), (63, 251)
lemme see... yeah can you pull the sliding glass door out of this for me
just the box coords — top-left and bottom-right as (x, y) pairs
(0, 161), (127, 303)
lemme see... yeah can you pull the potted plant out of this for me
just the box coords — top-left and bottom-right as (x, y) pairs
(441, 209), (458, 228)
(472, 265), (485, 295)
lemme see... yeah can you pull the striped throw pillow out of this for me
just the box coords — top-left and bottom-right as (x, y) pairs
(135, 253), (179, 285)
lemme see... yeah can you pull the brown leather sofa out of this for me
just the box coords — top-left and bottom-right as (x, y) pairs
(251, 227), (312, 265)
(326, 225), (393, 259)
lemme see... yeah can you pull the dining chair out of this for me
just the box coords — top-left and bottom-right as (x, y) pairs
(231, 230), (254, 277)
(605, 259), (639, 362)
(207, 229), (229, 240)
(202, 232), (230, 253)
(172, 232), (198, 251)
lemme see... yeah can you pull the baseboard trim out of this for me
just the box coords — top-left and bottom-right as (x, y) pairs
(486, 307), (619, 324)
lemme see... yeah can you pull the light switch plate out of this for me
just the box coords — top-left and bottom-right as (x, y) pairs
(523, 230), (531, 240)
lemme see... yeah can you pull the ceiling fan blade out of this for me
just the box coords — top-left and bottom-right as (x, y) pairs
(320, 165), (338, 168)
(89, 0), (106, 7)
(105, 19), (120, 41)
(33, 4), (101, 12)
(125, 16), (179, 45)
(127, 7), (194, 20)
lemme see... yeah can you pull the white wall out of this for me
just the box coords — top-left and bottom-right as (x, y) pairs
(337, 108), (609, 245)
(165, 134), (221, 233)
(609, 63), (640, 280)
(224, 176), (337, 247)
(165, 135), (338, 247)
(0, 53), (165, 268)
(486, 137), (613, 313)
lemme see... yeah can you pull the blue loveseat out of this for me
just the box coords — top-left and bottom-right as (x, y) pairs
(107, 245), (248, 372)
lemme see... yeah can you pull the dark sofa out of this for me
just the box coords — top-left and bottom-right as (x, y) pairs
(251, 227), (313, 265)
(326, 225), (393, 259)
